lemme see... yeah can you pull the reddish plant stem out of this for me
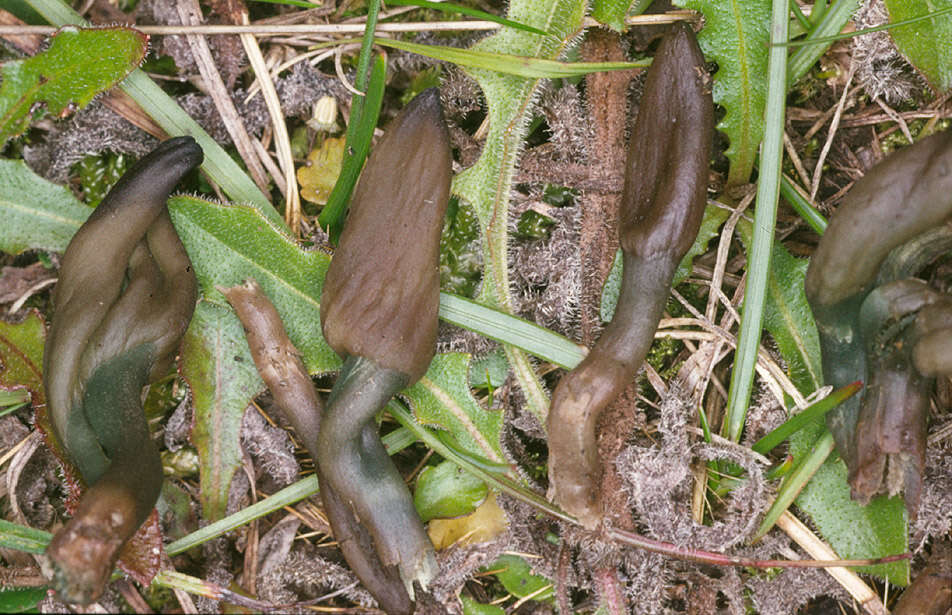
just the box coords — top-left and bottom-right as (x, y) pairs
(594, 566), (628, 615)
(605, 527), (910, 569)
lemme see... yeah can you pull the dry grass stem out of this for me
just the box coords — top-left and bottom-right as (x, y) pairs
(240, 15), (301, 234)
(776, 511), (886, 615)
(810, 68), (857, 201)
(176, 0), (271, 194)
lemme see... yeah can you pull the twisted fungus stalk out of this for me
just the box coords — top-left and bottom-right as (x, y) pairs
(318, 88), (451, 611)
(222, 279), (414, 615)
(43, 136), (202, 603)
(546, 22), (713, 528)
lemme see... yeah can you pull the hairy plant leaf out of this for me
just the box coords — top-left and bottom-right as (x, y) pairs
(167, 196), (340, 374)
(673, 0), (770, 186)
(181, 301), (263, 521)
(451, 0), (586, 424)
(736, 218), (822, 394)
(885, 0), (952, 93)
(789, 420), (910, 585)
(0, 159), (91, 255)
(0, 25), (147, 145)
(405, 353), (505, 464)
(414, 459), (488, 521)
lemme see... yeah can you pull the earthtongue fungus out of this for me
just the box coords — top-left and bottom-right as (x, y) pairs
(223, 279), (414, 615)
(317, 88), (450, 611)
(227, 89), (452, 615)
(546, 22), (713, 529)
(805, 130), (952, 515)
(42, 136), (202, 603)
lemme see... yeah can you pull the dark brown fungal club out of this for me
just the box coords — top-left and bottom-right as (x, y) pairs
(318, 88), (452, 612)
(546, 22), (713, 528)
(43, 136), (202, 603)
(804, 130), (952, 514)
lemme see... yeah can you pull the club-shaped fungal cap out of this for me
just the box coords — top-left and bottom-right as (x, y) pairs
(618, 21), (712, 262)
(805, 130), (952, 308)
(321, 88), (452, 383)
(45, 136), (203, 455)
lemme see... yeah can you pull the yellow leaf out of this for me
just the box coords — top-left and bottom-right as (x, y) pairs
(296, 136), (346, 204)
(427, 492), (507, 550)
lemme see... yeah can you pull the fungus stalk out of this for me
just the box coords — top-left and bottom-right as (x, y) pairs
(43, 137), (202, 603)
(546, 22), (713, 528)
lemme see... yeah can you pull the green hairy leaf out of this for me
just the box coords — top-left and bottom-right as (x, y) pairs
(0, 159), (91, 255)
(167, 196), (340, 374)
(452, 0), (587, 424)
(405, 353), (505, 463)
(673, 0), (771, 186)
(0, 25), (147, 146)
(885, 0), (952, 93)
(181, 301), (263, 521)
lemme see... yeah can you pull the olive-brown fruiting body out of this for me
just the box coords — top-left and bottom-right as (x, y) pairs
(546, 22), (713, 528)
(804, 131), (952, 515)
(318, 89), (452, 612)
(43, 136), (201, 604)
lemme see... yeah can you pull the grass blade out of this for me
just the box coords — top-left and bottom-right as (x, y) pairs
(374, 38), (647, 78)
(438, 292), (586, 369)
(751, 382), (861, 454)
(723, 0), (788, 442)
(317, 54), (387, 243)
(786, 0), (860, 88)
(386, 0), (548, 36)
(0, 519), (50, 554)
(754, 431), (835, 540)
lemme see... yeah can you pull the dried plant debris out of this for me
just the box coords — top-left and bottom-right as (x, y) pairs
(853, 0), (926, 104)
(239, 405), (299, 489)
